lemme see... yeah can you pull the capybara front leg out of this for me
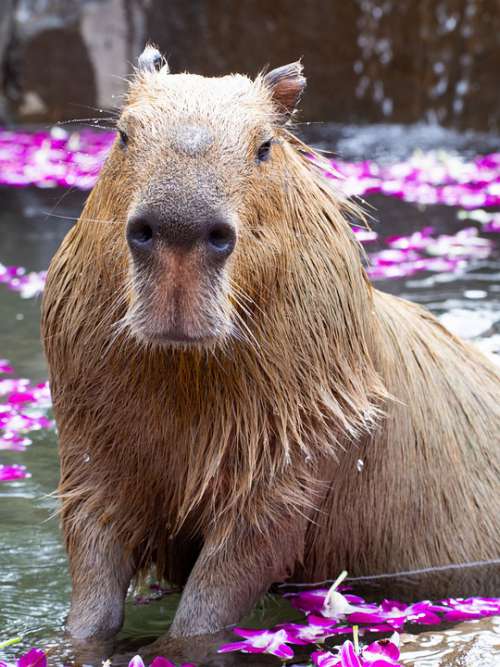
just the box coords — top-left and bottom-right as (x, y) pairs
(65, 521), (135, 641)
(169, 519), (305, 637)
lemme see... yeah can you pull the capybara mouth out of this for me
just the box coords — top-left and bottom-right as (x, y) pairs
(123, 307), (231, 347)
(124, 239), (235, 347)
(123, 282), (234, 349)
(148, 328), (218, 346)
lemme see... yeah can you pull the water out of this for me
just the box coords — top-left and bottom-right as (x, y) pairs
(0, 125), (499, 666)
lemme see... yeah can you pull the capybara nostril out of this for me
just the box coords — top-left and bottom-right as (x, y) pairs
(206, 221), (236, 259)
(127, 217), (154, 253)
(127, 211), (235, 258)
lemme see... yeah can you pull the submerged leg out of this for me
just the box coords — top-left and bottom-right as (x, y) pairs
(64, 519), (135, 641)
(169, 516), (306, 637)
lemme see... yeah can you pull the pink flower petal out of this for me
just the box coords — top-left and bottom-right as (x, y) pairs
(279, 614), (338, 645)
(218, 628), (293, 658)
(218, 640), (251, 654)
(128, 656), (145, 667)
(0, 464), (30, 482)
(150, 658), (176, 667)
(17, 649), (46, 667)
(362, 633), (401, 664)
(338, 641), (363, 667)
(0, 359), (13, 374)
(312, 649), (341, 667)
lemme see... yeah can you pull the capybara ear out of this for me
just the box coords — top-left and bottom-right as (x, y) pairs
(263, 61), (306, 118)
(137, 44), (169, 73)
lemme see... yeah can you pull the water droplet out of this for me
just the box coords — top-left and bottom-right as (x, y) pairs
(382, 98), (393, 116)
(464, 290), (487, 300)
(83, 453), (90, 463)
(356, 459), (364, 472)
(444, 16), (458, 32)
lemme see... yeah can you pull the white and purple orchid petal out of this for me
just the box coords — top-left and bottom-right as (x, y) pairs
(217, 640), (250, 654)
(347, 611), (390, 625)
(218, 628), (294, 658)
(16, 649), (46, 667)
(272, 644), (294, 659)
(344, 594), (367, 605)
(0, 464), (31, 482)
(323, 590), (357, 619)
(127, 656), (145, 667)
(406, 610), (441, 625)
(338, 640), (363, 667)
(231, 627), (269, 639)
(311, 649), (341, 667)
(150, 657), (176, 667)
(328, 626), (353, 635)
(264, 629), (294, 657)
(362, 633), (401, 664)
(287, 588), (329, 614)
(279, 615), (338, 645)
(0, 359), (13, 374)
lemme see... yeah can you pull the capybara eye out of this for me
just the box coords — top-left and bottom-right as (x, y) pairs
(257, 139), (272, 163)
(118, 129), (128, 148)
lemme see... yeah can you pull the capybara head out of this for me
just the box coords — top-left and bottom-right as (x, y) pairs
(115, 45), (307, 346)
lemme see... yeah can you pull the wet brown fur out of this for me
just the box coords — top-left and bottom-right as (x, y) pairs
(41, 58), (500, 641)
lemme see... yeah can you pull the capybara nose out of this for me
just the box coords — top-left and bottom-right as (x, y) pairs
(127, 212), (236, 261)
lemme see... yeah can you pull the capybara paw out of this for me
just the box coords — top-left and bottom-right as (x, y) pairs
(67, 636), (117, 667)
(66, 608), (123, 642)
(136, 629), (249, 666)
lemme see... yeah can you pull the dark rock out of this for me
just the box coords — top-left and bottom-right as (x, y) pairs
(0, 0), (15, 121)
(15, 24), (96, 122)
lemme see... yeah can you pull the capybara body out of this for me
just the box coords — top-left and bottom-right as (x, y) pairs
(41, 48), (500, 642)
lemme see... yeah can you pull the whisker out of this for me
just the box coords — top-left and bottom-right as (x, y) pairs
(55, 117), (118, 127)
(109, 72), (135, 85)
(41, 211), (123, 225)
(65, 101), (121, 115)
(230, 279), (266, 320)
(229, 300), (260, 352)
(40, 184), (81, 224)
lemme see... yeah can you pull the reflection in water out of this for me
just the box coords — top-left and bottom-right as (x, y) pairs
(0, 124), (499, 665)
(401, 616), (500, 666)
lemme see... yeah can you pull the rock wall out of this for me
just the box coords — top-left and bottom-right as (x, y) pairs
(1, 0), (499, 131)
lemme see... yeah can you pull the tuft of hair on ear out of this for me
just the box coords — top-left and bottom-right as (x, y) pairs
(137, 44), (168, 74)
(263, 61), (306, 119)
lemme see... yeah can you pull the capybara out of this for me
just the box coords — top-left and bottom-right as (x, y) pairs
(41, 46), (500, 642)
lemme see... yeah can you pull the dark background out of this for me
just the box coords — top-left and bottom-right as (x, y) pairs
(0, 0), (499, 131)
